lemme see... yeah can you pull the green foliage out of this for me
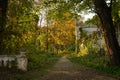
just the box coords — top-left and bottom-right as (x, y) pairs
(0, 0), (39, 55)
(38, 16), (75, 53)
(42, 0), (93, 19)
(79, 30), (101, 55)
(67, 44), (76, 52)
(27, 52), (59, 70)
(68, 53), (120, 77)
(112, 0), (120, 21)
(85, 15), (101, 27)
(69, 52), (107, 66)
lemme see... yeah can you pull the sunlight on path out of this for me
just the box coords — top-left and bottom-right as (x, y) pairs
(41, 57), (118, 80)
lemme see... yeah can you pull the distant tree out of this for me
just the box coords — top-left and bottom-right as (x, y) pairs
(38, 11), (75, 53)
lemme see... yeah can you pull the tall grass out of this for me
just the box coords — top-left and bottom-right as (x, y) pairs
(68, 52), (120, 77)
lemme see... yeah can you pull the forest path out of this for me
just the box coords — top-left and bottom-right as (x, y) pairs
(41, 56), (118, 80)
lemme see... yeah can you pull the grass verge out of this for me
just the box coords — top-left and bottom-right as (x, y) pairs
(68, 53), (120, 77)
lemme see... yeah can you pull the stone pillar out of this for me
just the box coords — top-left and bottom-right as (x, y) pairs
(17, 56), (27, 71)
(3, 57), (8, 67)
(17, 51), (27, 71)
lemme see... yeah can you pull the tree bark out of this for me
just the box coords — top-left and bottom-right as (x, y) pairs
(0, 0), (8, 30)
(93, 0), (120, 66)
(0, 0), (8, 53)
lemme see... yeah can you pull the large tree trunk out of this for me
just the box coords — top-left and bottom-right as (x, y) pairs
(93, 0), (120, 66)
(0, 0), (8, 30)
(0, 0), (8, 53)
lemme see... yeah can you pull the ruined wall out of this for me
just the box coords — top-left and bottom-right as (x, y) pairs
(0, 52), (27, 71)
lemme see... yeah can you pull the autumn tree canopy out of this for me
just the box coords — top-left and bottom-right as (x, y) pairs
(0, 0), (120, 66)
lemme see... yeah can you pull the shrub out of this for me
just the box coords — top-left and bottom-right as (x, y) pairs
(27, 52), (59, 70)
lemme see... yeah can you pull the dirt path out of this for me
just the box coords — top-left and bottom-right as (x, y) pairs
(41, 57), (119, 80)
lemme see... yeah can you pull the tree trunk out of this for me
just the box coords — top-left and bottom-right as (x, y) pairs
(0, 0), (8, 31)
(0, 0), (8, 53)
(93, 0), (120, 66)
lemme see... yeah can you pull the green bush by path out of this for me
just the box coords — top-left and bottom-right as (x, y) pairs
(28, 52), (59, 70)
(68, 53), (120, 77)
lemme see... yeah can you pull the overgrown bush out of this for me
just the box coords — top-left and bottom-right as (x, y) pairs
(27, 52), (59, 70)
